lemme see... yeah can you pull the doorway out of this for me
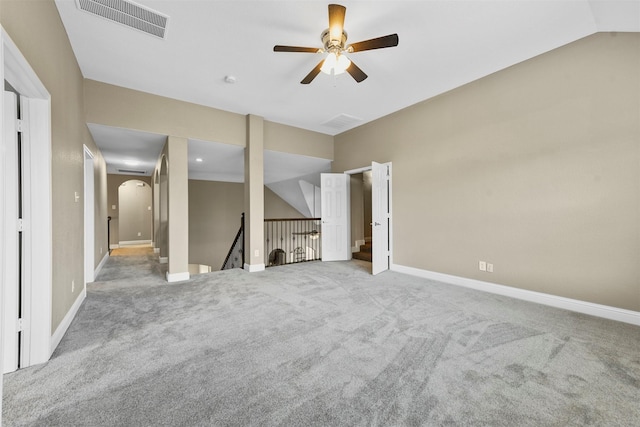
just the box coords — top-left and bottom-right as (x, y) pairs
(321, 162), (392, 275)
(117, 180), (153, 246)
(350, 171), (372, 262)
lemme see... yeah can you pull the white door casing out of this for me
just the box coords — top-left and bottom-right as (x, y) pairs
(321, 173), (350, 261)
(2, 91), (19, 374)
(372, 162), (391, 275)
(84, 146), (94, 284)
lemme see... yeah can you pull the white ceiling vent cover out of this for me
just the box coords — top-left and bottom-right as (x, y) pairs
(76, 0), (168, 39)
(321, 113), (363, 131)
(118, 168), (147, 175)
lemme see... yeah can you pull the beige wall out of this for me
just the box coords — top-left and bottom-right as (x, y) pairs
(84, 80), (247, 147)
(363, 171), (372, 241)
(334, 33), (640, 311)
(264, 121), (333, 160)
(84, 80), (334, 160)
(350, 174), (365, 248)
(189, 181), (244, 269)
(189, 181), (302, 269)
(1, 0), (108, 331)
(107, 174), (153, 246)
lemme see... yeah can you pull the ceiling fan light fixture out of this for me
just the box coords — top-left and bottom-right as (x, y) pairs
(273, 4), (397, 84)
(321, 52), (351, 75)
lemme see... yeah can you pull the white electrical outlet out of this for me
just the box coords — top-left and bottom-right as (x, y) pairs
(72, 280), (75, 292)
(487, 263), (494, 273)
(254, 249), (259, 257)
(138, 232), (141, 236)
(479, 261), (487, 271)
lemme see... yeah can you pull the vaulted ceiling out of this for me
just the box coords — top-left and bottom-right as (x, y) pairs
(54, 0), (640, 178)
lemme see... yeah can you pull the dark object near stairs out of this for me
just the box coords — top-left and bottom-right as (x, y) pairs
(352, 242), (372, 262)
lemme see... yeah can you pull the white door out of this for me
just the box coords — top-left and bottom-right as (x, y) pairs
(3, 91), (21, 373)
(372, 162), (390, 275)
(321, 173), (350, 261)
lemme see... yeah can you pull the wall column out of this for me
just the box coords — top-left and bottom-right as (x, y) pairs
(244, 115), (265, 272)
(167, 136), (190, 282)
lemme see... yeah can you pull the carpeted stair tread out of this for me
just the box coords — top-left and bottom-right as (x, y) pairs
(353, 242), (372, 262)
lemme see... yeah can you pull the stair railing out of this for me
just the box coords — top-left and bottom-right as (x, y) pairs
(221, 213), (245, 270)
(264, 218), (321, 267)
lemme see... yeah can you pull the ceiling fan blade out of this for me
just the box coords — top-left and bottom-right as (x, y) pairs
(301, 60), (325, 84)
(274, 45), (320, 53)
(346, 60), (368, 83)
(328, 4), (346, 42)
(348, 34), (399, 52)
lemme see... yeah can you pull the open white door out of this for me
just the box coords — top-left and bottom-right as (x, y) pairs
(321, 173), (350, 261)
(3, 91), (20, 373)
(372, 162), (390, 275)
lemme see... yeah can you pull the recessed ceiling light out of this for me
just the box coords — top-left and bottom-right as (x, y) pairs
(124, 160), (140, 166)
(196, 158), (203, 162)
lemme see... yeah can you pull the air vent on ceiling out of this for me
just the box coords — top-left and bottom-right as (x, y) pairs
(118, 169), (146, 174)
(321, 113), (363, 131)
(76, 0), (168, 39)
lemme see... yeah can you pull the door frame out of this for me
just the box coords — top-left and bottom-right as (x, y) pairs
(344, 163), (393, 272)
(84, 146), (95, 284)
(1, 27), (53, 377)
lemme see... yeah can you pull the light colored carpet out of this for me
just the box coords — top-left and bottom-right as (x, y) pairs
(2, 253), (639, 426)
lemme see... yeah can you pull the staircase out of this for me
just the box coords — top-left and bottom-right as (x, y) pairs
(352, 241), (372, 262)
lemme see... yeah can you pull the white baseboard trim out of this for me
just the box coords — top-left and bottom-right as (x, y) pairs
(244, 263), (265, 273)
(159, 256), (168, 264)
(154, 248), (160, 254)
(119, 240), (152, 246)
(50, 287), (86, 356)
(391, 264), (640, 327)
(109, 244), (119, 249)
(94, 252), (109, 278)
(166, 271), (190, 282)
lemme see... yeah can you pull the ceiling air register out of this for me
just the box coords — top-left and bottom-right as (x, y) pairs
(75, 0), (168, 39)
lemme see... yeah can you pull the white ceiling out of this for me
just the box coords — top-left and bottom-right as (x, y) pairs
(56, 0), (639, 180)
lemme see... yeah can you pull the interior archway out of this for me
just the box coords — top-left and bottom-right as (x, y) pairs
(117, 179), (152, 245)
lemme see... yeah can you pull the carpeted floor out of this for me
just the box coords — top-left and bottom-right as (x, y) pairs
(2, 251), (639, 426)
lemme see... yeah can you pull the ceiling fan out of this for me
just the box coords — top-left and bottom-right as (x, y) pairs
(273, 4), (399, 84)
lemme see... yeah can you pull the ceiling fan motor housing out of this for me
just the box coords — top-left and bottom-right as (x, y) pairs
(321, 28), (348, 53)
